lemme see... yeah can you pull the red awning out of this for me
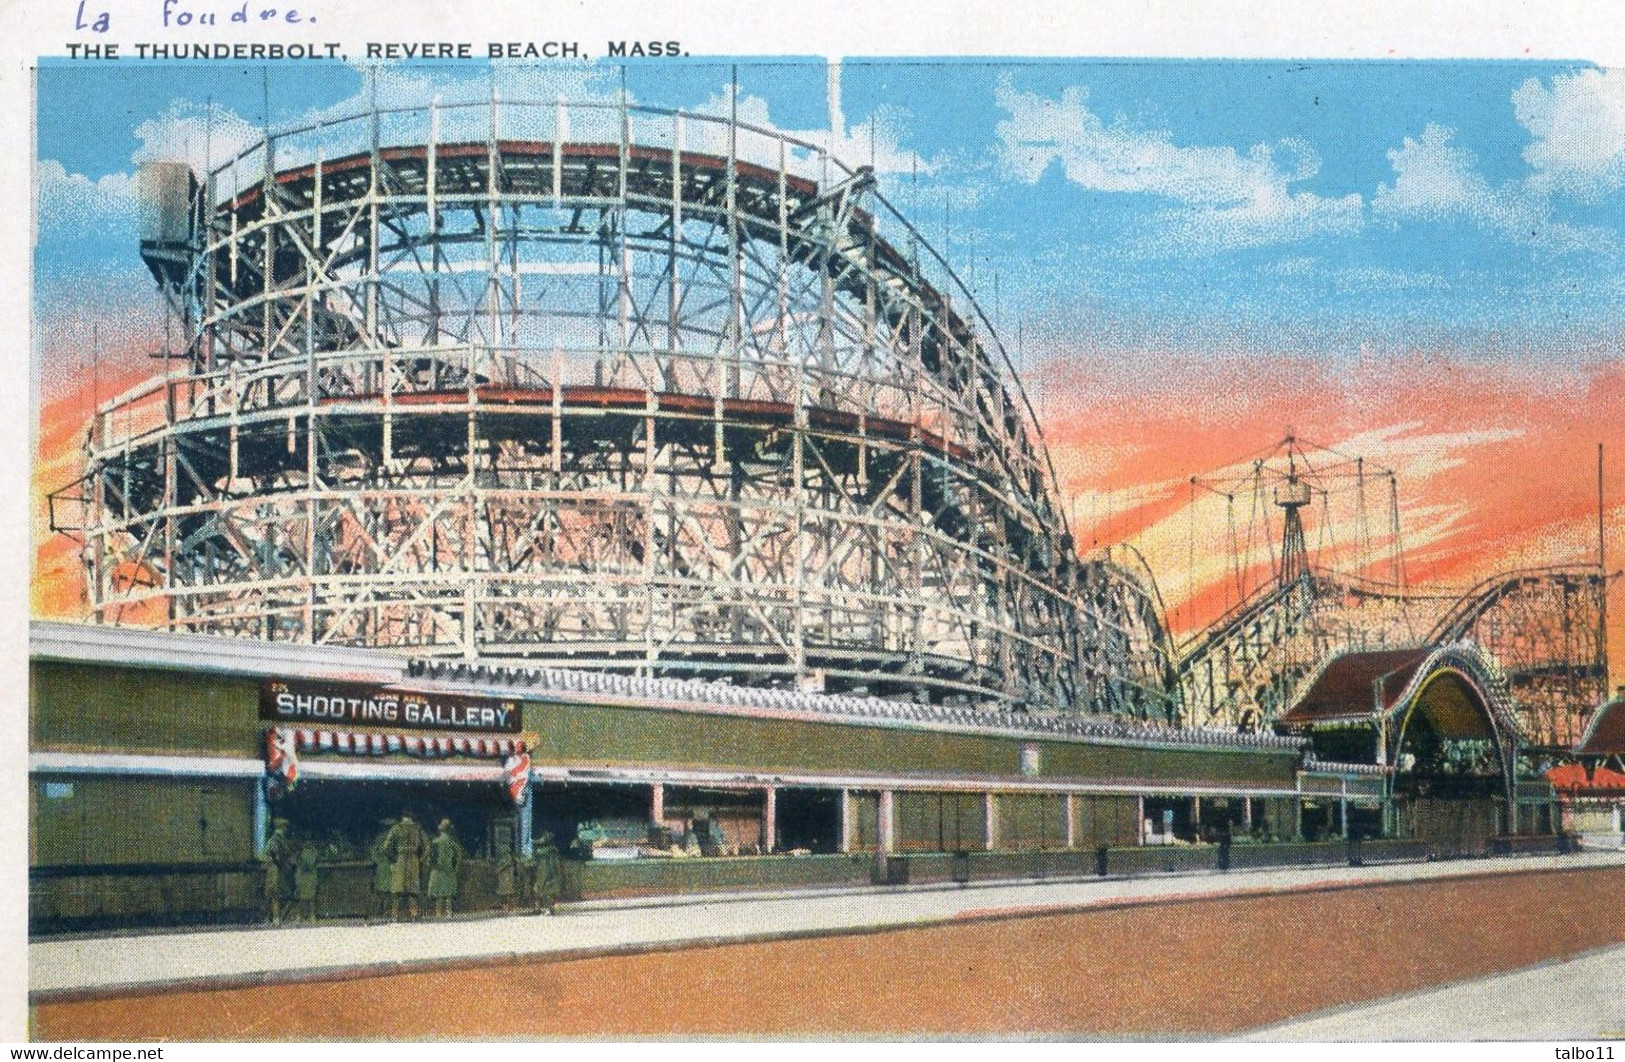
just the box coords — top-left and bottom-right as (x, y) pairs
(1546, 762), (1625, 794)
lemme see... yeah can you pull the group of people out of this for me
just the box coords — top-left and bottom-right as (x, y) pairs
(370, 813), (465, 920)
(259, 814), (564, 924)
(260, 818), (324, 925)
(492, 842), (564, 916)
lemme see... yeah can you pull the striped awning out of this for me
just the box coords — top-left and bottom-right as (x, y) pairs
(279, 727), (527, 759)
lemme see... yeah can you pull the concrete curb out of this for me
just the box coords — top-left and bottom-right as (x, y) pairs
(31, 855), (1625, 1005)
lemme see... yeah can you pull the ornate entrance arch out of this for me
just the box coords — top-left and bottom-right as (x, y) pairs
(1386, 643), (1519, 808)
(1281, 640), (1525, 852)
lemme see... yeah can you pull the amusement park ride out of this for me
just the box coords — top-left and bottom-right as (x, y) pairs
(1169, 433), (1610, 760)
(45, 95), (1612, 763)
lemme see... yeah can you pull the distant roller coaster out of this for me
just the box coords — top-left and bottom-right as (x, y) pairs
(1170, 431), (1609, 748)
(50, 97), (1176, 717)
(1175, 564), (1609, 748)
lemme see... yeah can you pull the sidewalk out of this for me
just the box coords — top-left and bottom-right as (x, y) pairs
(1240, 939), (1625, 1040)
(30, 850), (1625, 999)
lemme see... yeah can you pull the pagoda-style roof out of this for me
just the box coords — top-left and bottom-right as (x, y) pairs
(1279, 648), (1431, 727)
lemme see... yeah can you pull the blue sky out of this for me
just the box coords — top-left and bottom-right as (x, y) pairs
(33, 57), (1625, 378)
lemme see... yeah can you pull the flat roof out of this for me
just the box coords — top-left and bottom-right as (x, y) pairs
(31, 620), (1305, 757)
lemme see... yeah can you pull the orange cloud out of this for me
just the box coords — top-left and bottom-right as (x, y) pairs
(30, 332), (1623, 693)
(1035, 347), (1624, 688)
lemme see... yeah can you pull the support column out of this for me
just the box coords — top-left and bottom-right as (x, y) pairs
(1503, 737), (1519, 823)
(1243, 797), (1254, 830)
(253, 776), (271, 858)
(651, 781), (665, 827)
(1339, 795), (1349, 838)
(839, 788), (851, 853)
(1136, 794), (1147, 846)
(1192, 796), (1202, 830)
(517, 785), (534, 858)
(877, 790), (894, 855)
(1065, 793), (1077, 849)
(984, 792), (997, 851)
(763, 785), (777, 854)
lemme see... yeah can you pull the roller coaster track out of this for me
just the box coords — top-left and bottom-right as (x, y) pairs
(1175, 564), (1607, 746)
(53, 98), (1177, 718)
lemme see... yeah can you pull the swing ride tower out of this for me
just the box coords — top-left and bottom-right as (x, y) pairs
(1173, 435), (1609, 749)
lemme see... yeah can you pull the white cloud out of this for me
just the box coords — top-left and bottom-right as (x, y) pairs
(1372, 123), (1613, 256)
(1334, 422), (1524, 484)
(1513, 67), (1625, 199)
(1372, 124), (1519, 227)
(35, 159), (135, 232)
(993, 78), (1363, 252)
(130, 100), (262, 173)
(692, 84), (934, 177)
(996, 80), (1290, 203)
(1153, 184), (1363, 254)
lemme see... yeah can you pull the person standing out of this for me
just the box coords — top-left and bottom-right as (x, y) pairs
(381, 813), (428, 920)
(532, 832), (562, 916)
(426, 818), (464, 918)
(495, 850), (520, 912)
(368, 818), (394, 921)
(261, 818), (295, 925)
(293, 840), (322, 922)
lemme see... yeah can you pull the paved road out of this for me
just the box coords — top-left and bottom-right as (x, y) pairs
(1242, 940), (1625, 1041)
(30, 850), (1625, 998)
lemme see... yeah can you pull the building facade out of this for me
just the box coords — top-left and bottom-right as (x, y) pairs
(31, 620), (1402, 932)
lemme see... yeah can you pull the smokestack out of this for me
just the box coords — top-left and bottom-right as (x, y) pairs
(827, 57), (845, 146)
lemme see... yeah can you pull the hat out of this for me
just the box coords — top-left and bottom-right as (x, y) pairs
(438, 818), (453, 830)
(273, 818), (289, 829)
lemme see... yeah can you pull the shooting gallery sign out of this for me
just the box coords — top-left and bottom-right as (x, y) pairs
(260, 679), (522, 733)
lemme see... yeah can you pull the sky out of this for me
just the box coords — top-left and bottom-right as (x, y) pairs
(29, 57), (1625, 679)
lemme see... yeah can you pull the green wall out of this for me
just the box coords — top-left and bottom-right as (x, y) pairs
(895, 791), (986, 852)
(848, 791), (880, 850)
(997, 793), (1068, 850)
(522, 697), (1298, 788)
(31, 658), (1300, 791)
(31, 776), (256, 868)
(1073, 794), (1141, 848)
(32, 661), (261, 755)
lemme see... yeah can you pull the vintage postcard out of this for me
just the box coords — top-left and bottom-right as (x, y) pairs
(7, 0), (1625, 1045)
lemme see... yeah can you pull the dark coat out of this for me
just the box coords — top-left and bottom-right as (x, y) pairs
(294, 843), (321, 902)
(261, 828), (295, 898)
(426, 830), (463, 899)
(370, 830), (393, 894)
(533, 844), (563, 904)
(381, 819), (429, 895)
